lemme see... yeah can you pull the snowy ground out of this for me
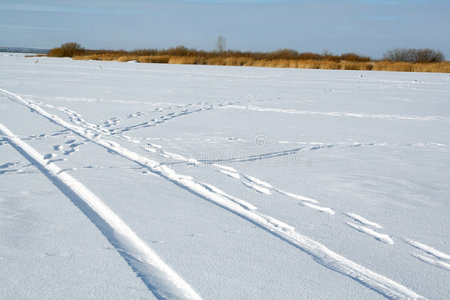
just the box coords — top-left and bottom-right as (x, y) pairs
(1, 53), (449, 299)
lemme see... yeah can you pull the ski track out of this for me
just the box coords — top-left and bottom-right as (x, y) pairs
(0, 122), (202, 300)
(0, 88), (426, 300)
(18, 92), (349, 217)
(223, 104), (450, 123)
(404, 239), (450, 261)
(274, 190), (319, 204)
(300, 202), (336, 216)
(199, 146), (307, 163)
(144, 142), (335, 214)
(219, 169), (240, 179)
(346, 222), (394, 245)
(144, 142), (332, 214)
(346, 213), (383, 229)
(243, 175), (273, 188)
(13, 90), (444, 258)
(410, 254), (450, 272)
(243, 181), (272, 195)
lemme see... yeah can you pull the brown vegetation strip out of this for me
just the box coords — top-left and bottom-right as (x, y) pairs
(69, 54), (450, 73)
(48, 43), (449, 73)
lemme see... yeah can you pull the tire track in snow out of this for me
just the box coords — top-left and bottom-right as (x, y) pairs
(0, 122), (202, 300)
(1, 88), (425, 299)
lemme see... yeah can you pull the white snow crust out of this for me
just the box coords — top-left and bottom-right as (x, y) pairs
(1, 53), (449, 299)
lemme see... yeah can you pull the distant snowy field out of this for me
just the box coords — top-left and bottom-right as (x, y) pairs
(1, 53), (449, 299)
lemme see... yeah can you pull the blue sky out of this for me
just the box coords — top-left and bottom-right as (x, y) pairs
(1, 0), (449, 58)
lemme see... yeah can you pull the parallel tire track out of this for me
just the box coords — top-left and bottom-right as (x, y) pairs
(0, 122), (202, 300)
(0, 88), (425, 299)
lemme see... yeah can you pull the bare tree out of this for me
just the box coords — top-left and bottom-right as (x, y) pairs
(216, 36), (226, 53)
(383, 48), (444, 63)
(48, 42), (84, 57)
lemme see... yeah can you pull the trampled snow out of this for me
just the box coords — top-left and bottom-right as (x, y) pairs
(1, 53), (449, 299)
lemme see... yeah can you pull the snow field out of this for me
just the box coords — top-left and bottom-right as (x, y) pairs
(1, 54), (449, 299)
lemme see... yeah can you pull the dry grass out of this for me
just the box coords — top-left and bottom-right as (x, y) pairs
(138, 56), (170, 63)
(373, 61), (450, 73)
(67, 54), (450, 73)
(413, 62), (450, 73)
(168, 56), (201, 64)
(73, 54), (101, 60)
(117, 56), (138, 62)
(48, 43), (449, 72)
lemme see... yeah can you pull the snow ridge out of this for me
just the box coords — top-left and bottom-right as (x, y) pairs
(0, 88), (425, 299)
(0, 122), (202, 300)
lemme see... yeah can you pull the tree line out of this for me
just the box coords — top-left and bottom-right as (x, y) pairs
(48, 42), (445, 63)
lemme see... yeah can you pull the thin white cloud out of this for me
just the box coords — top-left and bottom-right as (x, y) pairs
(0, 24), (70, 32)
(0, 3), (141, 15)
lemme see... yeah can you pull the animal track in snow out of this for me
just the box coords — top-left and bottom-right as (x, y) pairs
(61, 138), (86, 156)
(43, 153), (57, 160)
(0, 89), (428, 299)
(17, 91), (446, 280)
(0, 162), (17, 169)
(0, 161), (35, 175)
(22, 133), (47, 141)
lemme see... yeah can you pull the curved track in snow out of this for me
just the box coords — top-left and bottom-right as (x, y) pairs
(1, 87), (426, 299)
(0, 121), (202, 300)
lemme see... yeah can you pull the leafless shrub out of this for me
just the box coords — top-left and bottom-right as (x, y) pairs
(48, 42), (84, 57)
(216, 36), (226, 54)
(340, 53), (370, 62)
(383, 48), (444, 63)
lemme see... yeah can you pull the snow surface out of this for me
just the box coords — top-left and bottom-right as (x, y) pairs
(1, 53), (450, 299)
